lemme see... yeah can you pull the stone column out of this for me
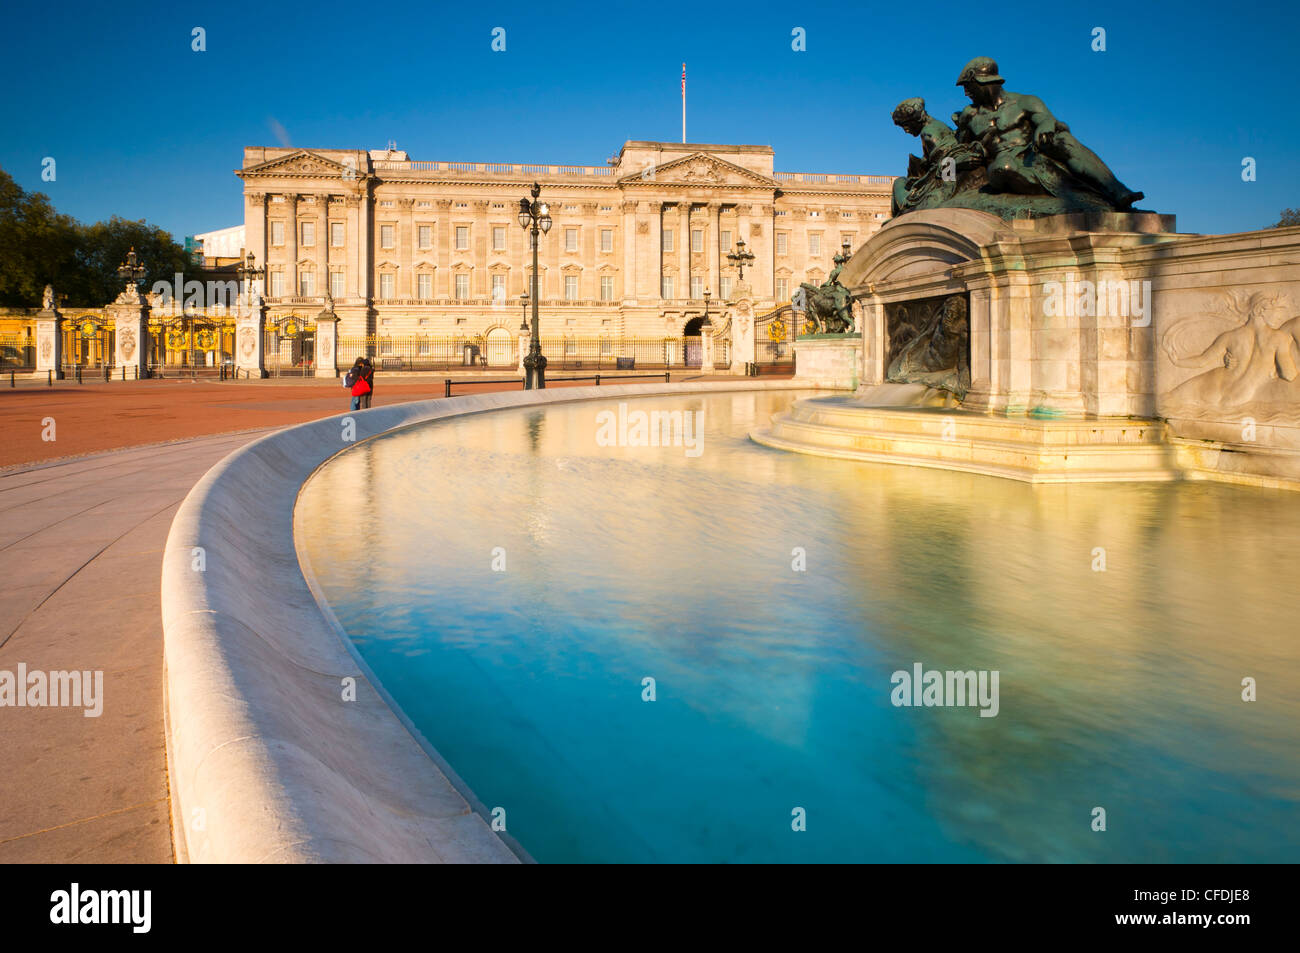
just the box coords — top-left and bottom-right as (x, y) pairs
(621, 200), (637, 305)
(285, 193), (299, 297)
(678, 203), (691, 297)
(858, 295), (887, 386)
(35, 306), (63, 378)
(317, 195), (328, 299)
(315, 308), (338, 378)
(647, 201), (663, 300)
(963, 284), (996, 411)
(708, 202), (721, 295)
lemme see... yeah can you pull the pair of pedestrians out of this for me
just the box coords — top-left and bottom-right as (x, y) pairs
(344, 357), (375, 411)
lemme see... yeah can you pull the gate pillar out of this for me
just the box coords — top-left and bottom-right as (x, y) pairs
(35, 287), (63, 378)
(237, 299), (267, 378)
(315, 306), (338, 378)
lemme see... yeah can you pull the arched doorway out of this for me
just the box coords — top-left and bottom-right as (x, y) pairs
(484, 326), (514, 366)
(683, 315), (707, 368)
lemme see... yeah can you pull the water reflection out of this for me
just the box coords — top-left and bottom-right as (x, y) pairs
(297, 390), (1300, 863)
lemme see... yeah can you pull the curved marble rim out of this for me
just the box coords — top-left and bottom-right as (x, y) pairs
(161, 380), (829, 863)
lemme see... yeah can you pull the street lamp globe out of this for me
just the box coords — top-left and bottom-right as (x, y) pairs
(517, 199), (532, 229)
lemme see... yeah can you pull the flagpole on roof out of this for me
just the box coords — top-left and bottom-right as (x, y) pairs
(681, 63), (686, 143)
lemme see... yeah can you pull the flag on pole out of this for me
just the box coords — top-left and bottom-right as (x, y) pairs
(681, 63), (686, 143)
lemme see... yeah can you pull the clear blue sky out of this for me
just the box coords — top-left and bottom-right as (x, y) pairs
(2, 0), (1296, 239)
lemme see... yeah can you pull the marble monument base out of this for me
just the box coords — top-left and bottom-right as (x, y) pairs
(792, 335), (862, 390)
(751, 388), (1180, 485)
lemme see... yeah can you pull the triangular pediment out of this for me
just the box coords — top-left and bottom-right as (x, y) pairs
(619, 152), (774, 188)
(240, 150), (358, 179)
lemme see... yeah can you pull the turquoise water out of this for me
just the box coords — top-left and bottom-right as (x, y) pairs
(296, 390), (1300, 863)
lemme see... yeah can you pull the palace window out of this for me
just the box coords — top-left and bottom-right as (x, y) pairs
(600, 229), (613, 252)
(380, 224), (395, 249)
(600, 337), (613, 356)
(330, 222), (344, 247)
(661, 276), (674, 299)
(299, 270), (315, 295)
(455, 273), (469, 299)
(720, 229), (731, 251)
(809, 234), (822, 257)
(330, 270), (344, 298)
(301, 222), (315, 247)
(775, 278), (787, 301)
(269, 271), (284, 297)
(776, 233), (787, 256)
(721, 276), (733, 299)
(270, 221), (285, 246)
(379, 273), (394, 299)
(690, 276), (703, 299)
(662, 229), (673, 252)
(564, 275), (579, 300)
(809, 210), (822, 219)
(379, 200), (394, 208)
(565, 228), (578, 252)
(691, 229), (703, 253)
(600, 276), (615, 301)
(418, 274), (433, 299)
(493, 226), (506, 251)
(455, 226), (469, 250)
(492, 274), (506, 301)
(418, 225), (432, 250)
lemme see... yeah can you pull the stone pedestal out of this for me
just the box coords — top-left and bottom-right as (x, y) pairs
(842, 209), (1179, 418)
(35, 309), (63, 378)
(793, 335), (862, 389)
(105, 301), (148, 378)
(517, 332), (529, 374)
(314, 312), (338, 378)
(236, 300), (267, 378)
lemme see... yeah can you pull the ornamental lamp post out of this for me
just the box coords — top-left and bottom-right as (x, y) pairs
(726, 238), (755, 282)
(236, 251), (265, 310)
(117, 246), (145, 290)
(519, 291), (530, 331)
(517, 182), (552, 389)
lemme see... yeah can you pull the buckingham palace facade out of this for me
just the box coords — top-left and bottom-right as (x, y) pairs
(237, 139), (894, 367)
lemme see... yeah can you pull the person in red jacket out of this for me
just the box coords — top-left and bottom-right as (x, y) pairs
(359, 357), (375, 408)
(345, 357), (368, 411)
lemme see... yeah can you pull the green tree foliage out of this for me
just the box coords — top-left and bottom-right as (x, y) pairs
(0, 167), (193, 307)
(1273, 208), (1300, 228)
(0, 168), (80, 306)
